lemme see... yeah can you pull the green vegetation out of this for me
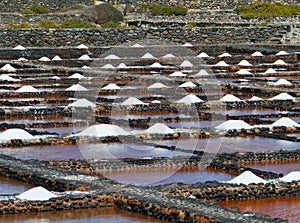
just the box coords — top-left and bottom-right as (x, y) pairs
(101, 22), (136, 29)
(57, 4), (87, 13)
(21, 5), (50, 14)
(184, 22), (197, 28)
(61, 18), (96, 28)
(234, 2), (300, 20)
(4, 22), (31, 28)
(35, 19), (59, 28)
(256, 22), (269, 27)
(88, 3), (123, 24)
(140, 3), (188, 16)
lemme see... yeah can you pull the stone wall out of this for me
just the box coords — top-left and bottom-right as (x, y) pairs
(0, 25), (289, 48)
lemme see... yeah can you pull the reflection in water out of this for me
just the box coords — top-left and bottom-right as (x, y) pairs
(219, 196), (300, 223)
(0, 176), (32, 195)
(0, 207), (170, 223)
(244, 161), (300, 175)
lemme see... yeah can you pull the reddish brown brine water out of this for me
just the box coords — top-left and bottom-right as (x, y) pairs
(219, 196), (300, 223)
(0, 176), (33, 195)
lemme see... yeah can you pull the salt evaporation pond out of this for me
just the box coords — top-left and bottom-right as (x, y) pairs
(103, 167), (234, 186)
(0, 176), (32, 195)
(153, 137), (300, 153)
(219, 196), (300, 223)
(0, 207), (169, 223)
(0, 143), (193, 161)
(244, 161), (300, 175)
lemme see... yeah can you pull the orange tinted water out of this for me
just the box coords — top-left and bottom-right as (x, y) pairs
(219, 196), (300, 223)
(0, 176), (33, 195)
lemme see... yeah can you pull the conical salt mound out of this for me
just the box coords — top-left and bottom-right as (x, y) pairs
(179, 82), (197, 88)
(215, 120), (251, 130)
(149, 62), (163, 68)
(104, 54), (120, 59)
(131, 43), (144, 48)
(75, 124), (130, 137)
(0, 128), (35, 140)
(68, 73), (86, 79)
(218, 52), (231, 57)
(183, 43), (193, 47)
(148, 83), (168, 89)
(270, 93), (295, 101)
(264, 68), (277, 74)
(237, 60), (252, 66)
(251, 51), (263, 57)
(52, 55), (62, 61)
(101, 64), (115, 69)
(248, 96), (263, 101)
(68, 99), (96, 108)
(17, 58), (28, 62)
(162, 54), (176, 58)
(122, 97), (145, 105)
(117, 63), (127, 68)
(280, 171), (300, 182)
(227, 171), (267, 185)
(102, 83), (121, 90)
(214, 61), (229, 66)
(219, 94), (241, 102)
(38, 57), (51, 62)
(16, 186), (57, 201)
(14, 45), (26, 50)
(76, 44), (88, 49)
(236, 69), (251, 75)
(169, 71), (186, 77)
(1, 64), (16, 72)
(197, 52), (209, 58)
(271, 117), (300, 127)
(276, 51), (289, 56)
(16, 85), (39, 93)
(273, 59), (287, 65)
(65, 84), (88, 91)
(78, 54), (92, 60)
(177, 94), (204, 104)
(0, 74), (18, 81)
(272, 79), (292, 86)
(194, 69), (209, 76)
(146, 123), (174, 134)
(180, 60), (193, 67)
(141, 53), (156, 59)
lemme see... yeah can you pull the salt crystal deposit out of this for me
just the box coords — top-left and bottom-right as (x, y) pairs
(146, 123), (174, 134)
(16, 85), (39, 93)
(264, 68), (277, 74)
(269, 93), (295, 101)
(68, 99), (96, 108)
(65, 84), (89, 91)
(148, 83), (168, 89)
(179, 82), (197, 88)
(215, 120), (252, 130)
(248, 96), (263, 101)
(183, 43), (193, 47)
(82, 65), (90, 69)
(271, 117), (300, 127)
(1, 64), (16, 72)
(169, 71), (186, 77)
(104, 54), (120, 59)
(149, 62), (163, 68)
(16, 186), (57, 201)
(75, 124), (130, 137)
(102, 83), (121, 90)
(52, 55), (62, 61)
(197, 52), (209, 58)
(176, 94), (204, 104)
(141, 53), (156, 59)
(76, 44), (88, 49)
(68, 73), (86, 79)
(219, 94), (242, 102)
(194, 69), (209, 76)
(17, 57), (28, 62)
(214, 61), (229, 66)
(271, 79), (292, 86)
(0, 128), (35, 141)
(0, 74), (18, 81)
(78, 54), (92, 60)
(180, 60), (193, 67)
(13, 45), (26, 50)
(279, 171), (300, 182)
(218, 52), (231, 57)
(236, 69), (251, 75)
(226, 171), (267, 185)
(152, 100), (161, 103)
(275, 51), (289, 56)
(52, 76), (60, 80)
(273, 59), (287, 65)
(101, 64), (115, 69)
(121, 97), (145, 105)
(38, 57), (51, 62)
(117, 63), (127, 68)
(237, 60), (252, 66)
(162, 54), (176, 58)
(251, 51), (264, 57)
(131, 43), (144, 48)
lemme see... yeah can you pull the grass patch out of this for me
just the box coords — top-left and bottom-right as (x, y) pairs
(234, 2), (300, 20)
(21, 5), (50, 14)
(61, 18), (96, 28)
(140, 3), (187, 16)
(35, 19), (59, 28)
(4, 22), (31, 28)
(184, 22), (197, 28)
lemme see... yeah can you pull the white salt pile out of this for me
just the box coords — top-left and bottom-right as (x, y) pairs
(264, 68), (277, 74)
(122, 97), (145, 105)
(248, 96), (263, 101)
(227, 171), (267, 185)
(78, 54), (92, 60)
(179, 82), (197, 88)
(269, 93), (295, 101)
(197, 52), (209, 58)
(152, 100), (161, 103)
(117, 63), (127, 68)
(219, 94), (242, 102)
(1, 64), (16, 72)
(236, 69), (251, 75)
(275, 50), (289, 56)
(218, 52), (231, 57)
(68, 99), (96, 108)
(17, 58), (28, 62)
(101, 64), (115, 69)
(68, 73), (86, 79)
(102, 83), (121, 90)
(13, 45), (26, 50)
(279, 171), (300, 182)
(194, 69), (209, 76)
(149, 62), (163, 68)
(0, 74), (18, 81)
(271, 117), (300, 127)
(169, 71), (186, 77)
(148, 83), (168, 89)
(0, 128), (35, 141)
(176, 94), (204, 104)
(16, 85), (39, 93)
(214, 61), (229, 66)
(273, 59), (287, 65)
(215, 120), (251, 130)
(271, 79), (292, 86)
(104, 54), (120, 59)
(183, 43), (193, 47)
(162, 54), (176, 58)
(65, 84), (89, 91)
(82, 65), (90, 69)
(180, 60), (193, 67)
(146, 123), (174, 134)
(130, 43), (144, 48)
(52, 76), (60, 80)
(75, 124), (130, 137)
(237, 60), (252, 66)
(52, 55), (62, 61)
(76, 44), (88, 49)
(16, 186), (57, 201)
(38, 57), (51, 62)
(251, 51), (263, 57)
(141, 53), (156, 59)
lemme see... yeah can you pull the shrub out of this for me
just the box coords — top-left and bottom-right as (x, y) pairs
(184, 22), (197, 28)
(140, 3), (188, 16)
(21, 9), (33, 14)
(4, 22), (31, 28)
(35, 19), (59, 28)
(84, 3), (123, 24)
(234, 2), (300, 20)
(21, 5), (50, 14)
(61, 18), (96, 28)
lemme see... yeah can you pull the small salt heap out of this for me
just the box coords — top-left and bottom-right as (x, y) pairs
(121, 97), (145, 105)
(16, 186), (57, 201)
(146, 123), (174, 134)
(1, 64), (16, 72)
(279, 171), (300, 182)
(101, 64), (115, 69)
(148, 83), (168, 89)
(104, 54), (120, 59)
(68, 73), (86, 79)
(271, 117), (300, 127)
(180, 60), (193, 67)
(75, 124), (130, 137)
(251, 51), (263, 57)
(194, 69), (209, 76)
(269, 93), (295, 101)
(169, 71), (186, 77)
(237, 60), (252, 66)
(13, 45), (26, 50)
(214, 61), (229, 66)
(179, 82), (197, 88)
(218, 52), (231, 57)
(197, 52), (209, 58)
(0, 128), (35, 141)
(38, 57), (51, 62)
(0, 74), (18, 81)
(226, 171), (267, 185)
(52, 55), (62, 61)
(141, 53), (156, 59)
(78, 54), (92, 60)
(17, 58), (28, 62)
(162, 54), (176, 58)
(176, 94), (204, 104)
(215, 120), (251, 130)
(219, 94), (242, 102)
(76, 44), (88, 49)
(65, 84), (89, 91)
(149, 62), (163, 68)
(248, 96), (263, 101)
(68, 99), (96, 108)
(16, 85), (39, 93)
(271, 79), (292, 86)
(102, 83), (121, 90)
